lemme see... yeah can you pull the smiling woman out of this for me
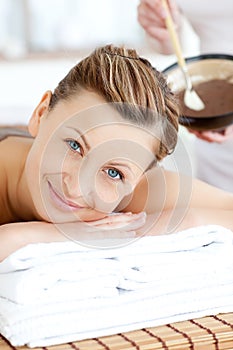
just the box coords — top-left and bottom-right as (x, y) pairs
(0, 44), (233, 261)
(26, 93), (159, 224)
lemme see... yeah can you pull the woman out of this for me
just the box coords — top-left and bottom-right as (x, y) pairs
(0, 44), (232, 262)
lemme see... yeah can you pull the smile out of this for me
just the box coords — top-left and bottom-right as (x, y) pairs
(47, 181), (84, 212)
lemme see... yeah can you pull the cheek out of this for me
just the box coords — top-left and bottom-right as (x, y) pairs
(25, 146), (40, 189)
(25, 146), (52, 220)
(93, 175), (134, 212)
(42, 141), (67, 174)
(96, 176), (119, 202)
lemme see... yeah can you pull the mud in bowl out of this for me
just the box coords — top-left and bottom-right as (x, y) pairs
(163, 54), (233, 131)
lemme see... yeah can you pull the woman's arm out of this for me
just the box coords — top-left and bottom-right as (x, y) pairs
(0, 222), (66, 262)
(0, 213), (146, 262)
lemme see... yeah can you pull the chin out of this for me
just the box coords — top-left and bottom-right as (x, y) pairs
(41, 207), (108, 224)
(80, 211), (108, 222)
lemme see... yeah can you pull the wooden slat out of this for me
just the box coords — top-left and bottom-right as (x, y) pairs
(1, 313), (233, 350)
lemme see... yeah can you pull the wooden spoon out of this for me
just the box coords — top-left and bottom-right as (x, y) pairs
(161, 0), (205, 111)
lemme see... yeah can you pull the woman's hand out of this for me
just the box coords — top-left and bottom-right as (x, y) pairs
(188, 125), (233, 143)
(137, 0), (181, 54)
(58, 212), (146, 242)
(0, 212), (146, 261)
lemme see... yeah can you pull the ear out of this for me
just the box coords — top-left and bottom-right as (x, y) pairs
(28, 91), (52, 137)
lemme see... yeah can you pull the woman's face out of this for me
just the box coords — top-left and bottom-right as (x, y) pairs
(26, 90), (157, 223)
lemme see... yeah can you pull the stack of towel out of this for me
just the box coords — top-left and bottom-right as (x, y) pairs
(0, 225), (233, 347)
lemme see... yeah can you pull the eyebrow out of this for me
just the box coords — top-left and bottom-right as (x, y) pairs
(65, 126), (90, 151)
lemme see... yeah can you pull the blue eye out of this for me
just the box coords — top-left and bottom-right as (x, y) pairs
(106, 168), (123, 180)
(67, 139), (82, 153)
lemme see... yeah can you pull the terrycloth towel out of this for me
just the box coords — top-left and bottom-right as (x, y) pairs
(0, 258), (121, 304)
(0, 225), (233, 347)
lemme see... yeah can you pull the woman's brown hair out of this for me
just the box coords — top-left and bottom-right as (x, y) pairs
(49, 44), (179, 161)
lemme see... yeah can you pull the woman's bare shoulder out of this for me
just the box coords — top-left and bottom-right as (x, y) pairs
(120, 167), (182, 213)
(0, 133), (32, 163)
(125, 165), (233, 214)
(0, 127), (31, 141)
(0, 135), (32, 224)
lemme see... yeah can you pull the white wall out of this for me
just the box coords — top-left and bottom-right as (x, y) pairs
(0, 0), (143, 58)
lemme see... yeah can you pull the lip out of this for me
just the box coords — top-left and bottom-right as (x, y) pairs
(48, 181), (84, 212)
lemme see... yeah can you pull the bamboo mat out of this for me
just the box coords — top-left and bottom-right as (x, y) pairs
(1, 313), (233, 350)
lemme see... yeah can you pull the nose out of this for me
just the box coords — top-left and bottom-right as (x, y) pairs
(62, 171), (82, 199)
(62, 169), (90, 199)
(62, 171), (95, 207)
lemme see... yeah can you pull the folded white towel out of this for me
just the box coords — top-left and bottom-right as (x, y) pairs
(0, 225), (233, 347)
(0, 258), (121, 303)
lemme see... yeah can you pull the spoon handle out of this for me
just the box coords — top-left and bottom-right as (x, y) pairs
(161, 0), (186, 69)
